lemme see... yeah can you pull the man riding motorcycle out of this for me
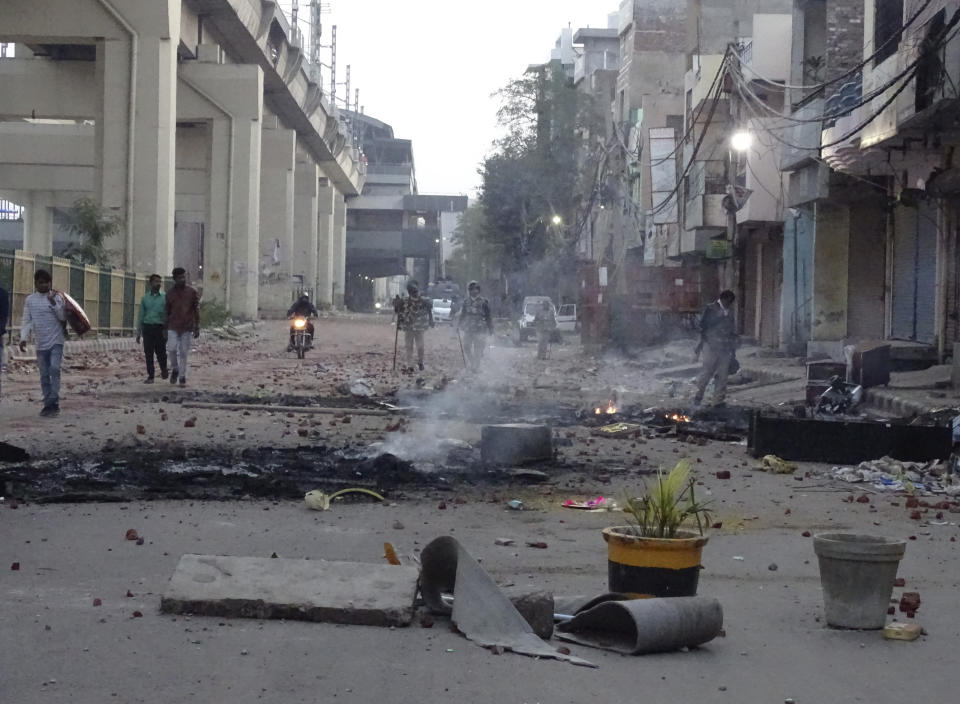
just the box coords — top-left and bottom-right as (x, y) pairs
(287, 292), (318, 351)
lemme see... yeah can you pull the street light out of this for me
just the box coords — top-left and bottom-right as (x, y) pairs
(730, 130), (753, 152)
(551, 214), (563, 226)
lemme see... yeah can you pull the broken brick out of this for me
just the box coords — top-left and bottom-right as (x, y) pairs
(905, 497), (920, 508)
(856, 495), (870, 504)
(125, 529), (139, 541)
(899, 593), (921, 613)
(893, 578), (905, 587)
(715, 470), (731, 480)
(909, 511), (922, 520)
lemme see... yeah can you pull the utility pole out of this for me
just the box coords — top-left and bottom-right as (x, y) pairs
(330, 25), (337, 110)
(355, 88), (359, 115)
(309, 1), (323, 85)
(345, 65), (351, 111)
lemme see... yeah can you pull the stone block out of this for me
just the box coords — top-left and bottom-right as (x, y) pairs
(160, 554), (419, 627)
(480, 423), (552, 465)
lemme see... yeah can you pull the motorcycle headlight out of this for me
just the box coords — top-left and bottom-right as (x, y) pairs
(294, 319), (306, 329)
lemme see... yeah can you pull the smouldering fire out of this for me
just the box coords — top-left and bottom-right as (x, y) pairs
(666, 413), (692, 423)
(595, 402), (618, 415)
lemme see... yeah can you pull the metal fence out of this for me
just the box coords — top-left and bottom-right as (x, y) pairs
(0, 249), (155, 338)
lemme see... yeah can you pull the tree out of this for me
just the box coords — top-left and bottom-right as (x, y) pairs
(62, 197), (123, 266)
(467, 61), (608, 296)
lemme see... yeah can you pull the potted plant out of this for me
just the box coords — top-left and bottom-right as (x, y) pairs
(603, 460), (712, 598)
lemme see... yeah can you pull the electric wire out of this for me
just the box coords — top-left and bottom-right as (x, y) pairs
(733, 0), (934, 92)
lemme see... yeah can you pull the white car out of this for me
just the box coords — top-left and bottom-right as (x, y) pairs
(556, 303), (578, 332)
(432, 298), (454, 323)
(518, 296), (554, 342)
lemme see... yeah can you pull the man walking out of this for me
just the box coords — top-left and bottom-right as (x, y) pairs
(165, 267), (200, 387)
(0, 282), (8, 402)
(136, 274), (168, 383)
(18, 269), (66, 416)
(393, 279), (433, 371)
(458, 281), (493, 371)
(533, 300), (556, 360)
(693, 289), (738, 406)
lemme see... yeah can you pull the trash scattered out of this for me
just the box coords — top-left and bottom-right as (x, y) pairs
(304, 487), (385, 511)
(494, 538), (515, 546)
(733, 556), (745, 561)
(832, 456), (960, 495)
(125, 529), (139, 541)
(757, 455), (797, 474)
(592, 422), (643, 438)
(507, 499), (524, 511)
(383, 542), (401, 566)
(348, 379), (375, 397)
(526, 541), (548, 549)
(884, 622), (923, 641)
(562, 497), (615, 511)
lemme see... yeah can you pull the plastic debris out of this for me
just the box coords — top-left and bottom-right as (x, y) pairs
(757, 454), (797, 474)
(832, 456), (957, 495)
(304, 487), (385, 511)
(562, 497), (616, 511)
(383, 542), (402, 566)
(348, 378), (375, 397)
(507, 499), (524, 510)
(884, 622), (923, 641)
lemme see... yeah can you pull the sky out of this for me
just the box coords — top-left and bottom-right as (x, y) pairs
(279, 1), (616, 198)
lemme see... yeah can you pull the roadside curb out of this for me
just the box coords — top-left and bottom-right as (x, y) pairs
(7, 323), (254, 362)
(740, 365), (803, 385)
(863, 388), (941, 417)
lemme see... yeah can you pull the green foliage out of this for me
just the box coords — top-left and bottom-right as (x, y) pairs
(199, 299), (231, 328)
(623, 461), (713, 538)
(62, 197), (123, 266)
(461, 62), (607, 287)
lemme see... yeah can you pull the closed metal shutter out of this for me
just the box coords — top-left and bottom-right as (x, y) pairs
(891, 202), (938, 343)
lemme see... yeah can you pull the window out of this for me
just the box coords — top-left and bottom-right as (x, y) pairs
(874, 0), (904, 65)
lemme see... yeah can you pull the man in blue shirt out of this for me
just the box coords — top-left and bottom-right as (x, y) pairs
(136, 274), (168, 383)
(18, 269), (67, 417)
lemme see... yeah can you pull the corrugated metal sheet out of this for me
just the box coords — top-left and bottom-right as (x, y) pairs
(891, 202), (937, 343)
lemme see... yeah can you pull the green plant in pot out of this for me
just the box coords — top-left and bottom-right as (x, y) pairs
(604, 460), (713, 598)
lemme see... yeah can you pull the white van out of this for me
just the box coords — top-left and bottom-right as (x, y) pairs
(518, 296), (554, 342)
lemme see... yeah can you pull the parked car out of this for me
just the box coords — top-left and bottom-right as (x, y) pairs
(556, 303), (578, 333)
(517, 296), (554, 342)
(433, 298), (454, 323)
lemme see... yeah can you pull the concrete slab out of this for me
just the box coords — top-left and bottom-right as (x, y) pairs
(160, 554), (419, 627)
(480, 423), (552, 464)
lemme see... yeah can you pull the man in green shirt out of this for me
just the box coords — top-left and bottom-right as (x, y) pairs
(136, 274), (168, 383)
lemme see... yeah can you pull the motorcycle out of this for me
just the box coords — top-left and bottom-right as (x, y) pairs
(815, 375), (864, 415)
(290, 316), (312, 359)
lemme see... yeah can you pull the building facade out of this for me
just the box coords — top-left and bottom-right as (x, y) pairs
(0, 0), (365, 318)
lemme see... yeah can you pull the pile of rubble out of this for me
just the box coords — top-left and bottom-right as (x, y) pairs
(832, 456), (960, 496)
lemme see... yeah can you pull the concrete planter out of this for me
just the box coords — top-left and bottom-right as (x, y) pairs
(813, 533), (906, 629)
(603, 527), (708, 598)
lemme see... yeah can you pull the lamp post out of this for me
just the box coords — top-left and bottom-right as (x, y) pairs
(724, 129), (752, 290)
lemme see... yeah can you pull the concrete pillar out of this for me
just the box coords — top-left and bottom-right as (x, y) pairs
(204, 118), (230, 301)
(22, 191), (54, 255)
(258, 128), (296, 315)
(94, 39), (130, 217)
(316, 183), (335, 306)
(227, 117), (262, 318)
(131, 36), (177, 275)
(809, 201), (850, 356)
(332, 193), (347, 308)
(177, 62), (264, 317)
(294, 162), (319, 296)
